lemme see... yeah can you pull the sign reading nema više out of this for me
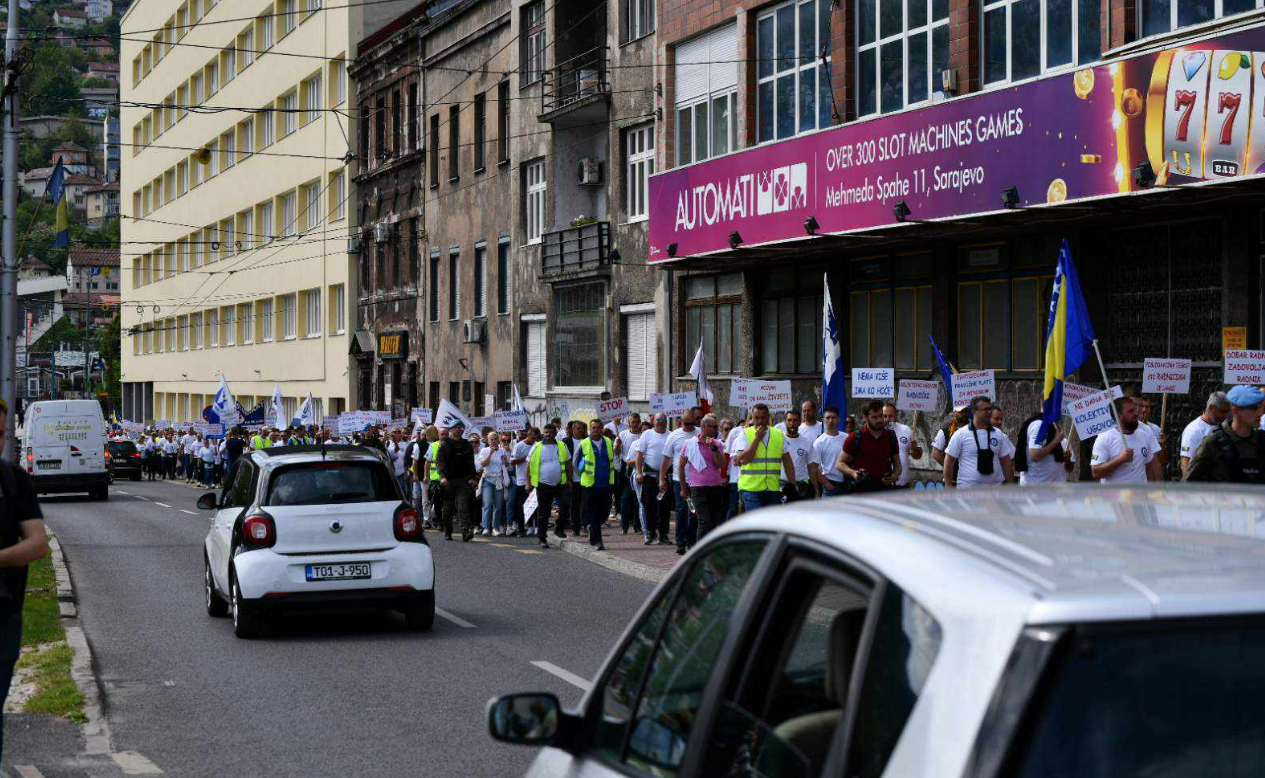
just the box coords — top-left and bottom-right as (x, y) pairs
(377, 331), (408, 359)
(649, 21), (1265, 260)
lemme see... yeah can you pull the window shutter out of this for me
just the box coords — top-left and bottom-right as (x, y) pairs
(625, 313), (656, 400)
(674, 24), (737, 107)
(526, 322), (546, 397)
(673, 35), (710, 106)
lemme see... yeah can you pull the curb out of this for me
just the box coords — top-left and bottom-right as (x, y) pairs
(543, 535), (670, 585)
(46, 532), (114, 756)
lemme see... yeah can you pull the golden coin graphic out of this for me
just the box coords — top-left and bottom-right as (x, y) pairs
(1047, 178), (1068, 203)
(1120, 87), (1143, 117)
(1073, 68), (1095, 99)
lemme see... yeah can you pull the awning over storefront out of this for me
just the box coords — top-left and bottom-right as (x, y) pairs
(349, 330), (375, 358)
(649, 18), (1265, 263)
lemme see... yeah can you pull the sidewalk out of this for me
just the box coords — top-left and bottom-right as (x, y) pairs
(544, 519), (684, 585)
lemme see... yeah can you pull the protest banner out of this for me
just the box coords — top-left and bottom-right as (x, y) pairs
(851, 368), (895, 398)
(153, 419), (171, 429)
(1069, 389), (1117, 439)
(950, 370), (996, 403)
(896, 380), (939, 412)
(495, 410), (529, 431)
(468, 416), (495, 431)
(731, 379), (794, 412)
(411, 407), (433, 425)
(650, 391), (696, 415)
(597, 396), (630, 422)
(1224, 350), (1265, 385)
(1142, 358), (1191, 395)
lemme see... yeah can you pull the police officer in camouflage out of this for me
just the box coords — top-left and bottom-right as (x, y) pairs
(1184, 385), (1265, 484)
(436, 421), (479, 541)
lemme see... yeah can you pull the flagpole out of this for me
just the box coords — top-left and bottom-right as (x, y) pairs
(1091, 339), (1122, 430)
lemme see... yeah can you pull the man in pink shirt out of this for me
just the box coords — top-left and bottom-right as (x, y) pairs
(679, 414), (728, 548)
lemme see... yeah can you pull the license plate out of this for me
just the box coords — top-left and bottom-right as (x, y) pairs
(305, 563), (371, 581)
(37, 460), (61, 470)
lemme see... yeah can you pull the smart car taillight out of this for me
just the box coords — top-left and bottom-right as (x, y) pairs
(394, 506), (422, 542)
(242, 513), (276, 549)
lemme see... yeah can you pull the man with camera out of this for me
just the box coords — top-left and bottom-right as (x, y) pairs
(943, 396), (1015, 488)
(836, 401), (902, 493)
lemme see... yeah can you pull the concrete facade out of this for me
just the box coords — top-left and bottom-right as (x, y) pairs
(119, 0), (416, 425)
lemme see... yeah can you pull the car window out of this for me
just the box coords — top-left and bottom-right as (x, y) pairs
(590, 539), (768, 776)
(845, 586), (942, 778)
(264, 462), (395, 506)
(704, 567), (871, 778)
(109, 442), (137, 455)
(228, 461), (256, 508)
(1010, 618), (1265, 778)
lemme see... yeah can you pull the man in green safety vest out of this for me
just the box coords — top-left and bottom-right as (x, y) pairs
(732, 403), (797, 513)
(576, 419), (616, 551)
(526, 424), (573, 548)
(250, 429), (271, 450)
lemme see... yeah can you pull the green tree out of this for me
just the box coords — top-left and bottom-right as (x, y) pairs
(95, 315), (121, 412)
(19, 116), (98, 172)
(21, 45), (86, 117)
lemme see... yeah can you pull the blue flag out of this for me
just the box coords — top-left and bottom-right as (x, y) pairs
(928, 335), (957, 408)
(46, 160), (70, 249)
(821, 274), (846, 413)
(1037, 240), (1097, 444)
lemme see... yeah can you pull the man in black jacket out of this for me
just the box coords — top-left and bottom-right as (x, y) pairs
(436, 421), (478, 541)
(0, 399), (49, 759)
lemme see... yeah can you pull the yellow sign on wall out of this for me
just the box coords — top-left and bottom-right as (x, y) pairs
(1223, 326), (1248, 351)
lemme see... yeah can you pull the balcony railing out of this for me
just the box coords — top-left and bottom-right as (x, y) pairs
(541, 46), (609, 115)
(541, 221), (610, 277)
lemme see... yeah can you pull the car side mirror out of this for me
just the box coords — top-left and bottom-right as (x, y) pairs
(196, 492), (218, 511)
(487, 692), (561, 746)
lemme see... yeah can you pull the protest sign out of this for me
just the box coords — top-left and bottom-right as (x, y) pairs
(1224, 350), (1265, 385)
(896, 379), (939, 412)
(469, 416), (495, 431)
(851, 368), (895, 398)
(153, 419), (171, 429)
(522, 490), (539, 522)
(411, 407), (433, 425)
(495, 410), (529, 431)
(650, 391), (696, 415)
(1069, 389), (1117, 439)
(1143, 358), (1192, 394)
(731, 379), (794, 412)
(597, 396), (630, 422)
(1061, 382), (1123, 412)
(950, 370), (996, 404)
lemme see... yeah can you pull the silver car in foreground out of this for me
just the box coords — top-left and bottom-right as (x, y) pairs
(489, 486), (1265, 778)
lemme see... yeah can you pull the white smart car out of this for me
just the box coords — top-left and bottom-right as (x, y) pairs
(489, 486), (1265, 778)
(199, 444), (434, 639)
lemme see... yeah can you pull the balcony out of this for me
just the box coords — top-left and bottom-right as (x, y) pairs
(540, 46), (609, 126)
(541, 221), (611, 278)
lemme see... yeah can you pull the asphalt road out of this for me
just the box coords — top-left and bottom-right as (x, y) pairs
(11, 477), (654, 777)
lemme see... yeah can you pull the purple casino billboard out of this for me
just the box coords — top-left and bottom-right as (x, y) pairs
(648, 20), (1265, 262)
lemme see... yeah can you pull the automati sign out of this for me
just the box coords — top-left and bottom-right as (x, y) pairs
(649, 21), (1265, 259)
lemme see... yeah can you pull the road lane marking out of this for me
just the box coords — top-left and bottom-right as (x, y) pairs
(16, 766), (47, 778)
(516, 549), (545, 555)
(180, 509), (197, 515)
(489, 542), (513, 548)
(434, 607), (476, 628)
(134, 496), (148, 501)
(531, 661), (592, 692)
(154, 503), (172, 508)
(111, 751), (163, 775)
(115, 490), (129, 495)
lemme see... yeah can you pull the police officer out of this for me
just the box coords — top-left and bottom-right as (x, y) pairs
(1183, 385), (1265, 483)
(435, 422), (478, 541)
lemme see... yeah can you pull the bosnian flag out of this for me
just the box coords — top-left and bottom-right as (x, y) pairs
(822, 273), (845, 413)
(689, 338), (713, 415)
(1037, 240), (1096, 445)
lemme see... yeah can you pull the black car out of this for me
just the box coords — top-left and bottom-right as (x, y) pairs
(108, 441), (144, 481)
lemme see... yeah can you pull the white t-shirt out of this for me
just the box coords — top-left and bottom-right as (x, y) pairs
(618, 429), (642, 464)
(781, 434), (813, 484)
(513, 440), (533, 486)
(889, 422), (916, 487)
(478, 445), (509, 480)
(811, 431), (847, 483)
(1019, 419), (1070, 485)
(798, 421), (824, 447)
(635, 429), (670, 472)
(200, 444), (215, 463)
(529, 441), (563, 486)
(726, 427), (746, 484)
(932, 428), (949, 452)
(1091, 426), (1158, 484)
(946, 424), (1015, 487)
(1180, 417), (1218, 460)
(664, 428), (701, 482)
(387, 441), (407, 475)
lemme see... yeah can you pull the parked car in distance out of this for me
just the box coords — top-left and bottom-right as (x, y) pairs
(489, 486), (1265, 778)
(199, 444), (435, 639)
(21, 400), (109, 499)
(108, 440), (143, 481)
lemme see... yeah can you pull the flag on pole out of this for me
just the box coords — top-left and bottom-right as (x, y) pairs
(294, 392), (316, 427)
(1037, 240), (1097, 444)
(822, 273), (845, 413)
(689, 338), (713, 415)
(435, 397), (473, 431)
(928, 335), (958, 408)
(270, 383), (284, 428)
(46, 159), (70, 249)
(211, 375), (236, 424)
(512, 384), (525, 413)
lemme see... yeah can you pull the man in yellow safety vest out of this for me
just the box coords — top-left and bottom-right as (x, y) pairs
(732, 403), (797, 512)
(526, 424), (573, 548)
(577, 419), (616, 551)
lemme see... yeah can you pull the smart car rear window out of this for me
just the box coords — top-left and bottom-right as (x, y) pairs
(265, 462), (396, 506)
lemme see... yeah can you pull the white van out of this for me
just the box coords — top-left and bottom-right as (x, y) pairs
(22, 400), (109, 499)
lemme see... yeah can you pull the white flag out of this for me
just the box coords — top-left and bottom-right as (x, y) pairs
(435, 397), (473, 431)
(689, 338), (713, 411)
(212, 375), (238, 424)
(512, 383), (525, 413)
(271, 383), (285, 428)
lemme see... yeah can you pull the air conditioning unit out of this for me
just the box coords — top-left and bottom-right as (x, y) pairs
(579, 157), (602, 186)
(347, 235), (361, 254)
(374, 222), (390, 244)
(462, 319), (486, 344)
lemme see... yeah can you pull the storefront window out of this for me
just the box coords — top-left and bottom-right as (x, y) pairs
(957, 246), (1052, 371)
(757, 0), (833, 142)
(684, 274), (743, 374)
(555, 282), (606, 388)
(759, 270), (821, 375)
(856, 0), (949, 115)
(982, 0), (1102, 85)
(1140, 0), (1256, 38)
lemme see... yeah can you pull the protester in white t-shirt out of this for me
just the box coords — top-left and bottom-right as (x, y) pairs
(779, 409), (814, 500)
(810, 406), (848, 496)
(931, 406), (972, 467)
(1179, 391), (1230, 477)
(615, 414), (644, 533)
(1091, 397), (1162, 484)
(944, 396), (1015, 487)
(883, 403), (922, 487)
(1018, 417), (1071, 485)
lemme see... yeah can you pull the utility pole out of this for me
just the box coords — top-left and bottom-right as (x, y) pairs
(0, 0), (19, 459)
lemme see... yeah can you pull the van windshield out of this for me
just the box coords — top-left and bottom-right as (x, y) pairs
(1014, 618), (1265, 777)
(264, 462), (397, 506)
